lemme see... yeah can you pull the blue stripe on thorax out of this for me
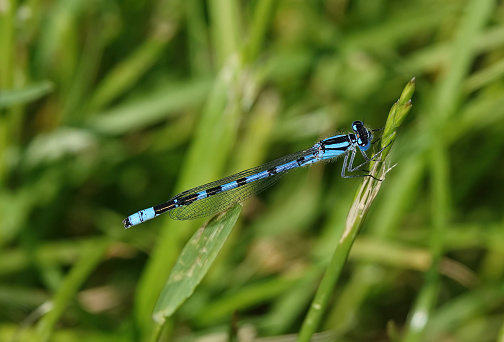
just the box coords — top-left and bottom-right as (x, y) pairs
(326, 141), (350, 150)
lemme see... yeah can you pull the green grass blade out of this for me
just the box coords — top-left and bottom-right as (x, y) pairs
(86, 78), (212, 136)
(86, 39), (170, 113)
(245, 0), (277, 63)
(0, 81), (53, 109)
(208, 0), (241, 66)
(0, 0), (15, 89)
(152, 204), (242, 322)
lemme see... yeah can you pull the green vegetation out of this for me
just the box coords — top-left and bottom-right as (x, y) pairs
(1, 0), (503, 341)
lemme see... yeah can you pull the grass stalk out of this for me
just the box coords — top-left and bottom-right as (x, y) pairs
(297, 78), (415, 342)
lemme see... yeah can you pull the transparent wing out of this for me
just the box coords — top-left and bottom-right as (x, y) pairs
(168, 147), (318, 220)
(169, 175), (280, 220)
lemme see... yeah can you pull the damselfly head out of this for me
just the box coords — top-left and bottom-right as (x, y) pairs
(351, 121), (372, 150)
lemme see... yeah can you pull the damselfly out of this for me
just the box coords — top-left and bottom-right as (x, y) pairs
(123, 121), (386, 228)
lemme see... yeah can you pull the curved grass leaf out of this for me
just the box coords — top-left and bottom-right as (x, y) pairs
(152, 204), (242, 323)
(87, 78), (212, 135)
(0, 81), (53, 109)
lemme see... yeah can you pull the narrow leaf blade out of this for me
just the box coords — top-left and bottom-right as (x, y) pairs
(0, 81), (53, 108)
(152, 204), (242, 322)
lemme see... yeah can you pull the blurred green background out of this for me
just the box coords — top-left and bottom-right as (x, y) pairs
(1, 0), (504, 341)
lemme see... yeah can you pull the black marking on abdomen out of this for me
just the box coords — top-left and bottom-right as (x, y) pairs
(179, 193), (199, 206)
(206, 185), (223, 197)
(297, 157), (305, 166)
(154, 200), (176, 215)
(236, 178), (247, 186)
